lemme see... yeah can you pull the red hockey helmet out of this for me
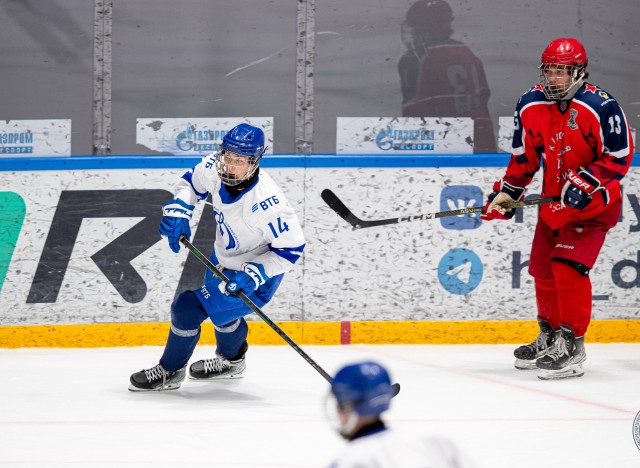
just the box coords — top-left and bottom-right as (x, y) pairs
(541, 38), (587, 67)
(539, 38), (589, 100)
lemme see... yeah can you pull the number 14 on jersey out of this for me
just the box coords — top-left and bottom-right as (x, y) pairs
(267, 217), (289, 238)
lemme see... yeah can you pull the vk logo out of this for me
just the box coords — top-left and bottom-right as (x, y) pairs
(439, 185), (483, 230)
(437, 248), (483, 295)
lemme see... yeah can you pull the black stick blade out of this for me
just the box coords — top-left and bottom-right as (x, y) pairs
(321, 189), (352, 220)
(391, 383), (401, 397)
(321, 189), (366, 229)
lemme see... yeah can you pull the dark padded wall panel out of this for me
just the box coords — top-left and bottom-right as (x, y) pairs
(0, 0), (636, 155)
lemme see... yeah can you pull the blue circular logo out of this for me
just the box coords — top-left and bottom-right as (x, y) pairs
(176, 130), (194, 151)
(375, 126), (393, 151)
(437, 248), (483, 295)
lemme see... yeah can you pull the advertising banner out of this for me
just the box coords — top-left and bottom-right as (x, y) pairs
(0, 120), (71, 157)
(1, 166), (638, 326)
(136, 117), (274, 155)
(336, 117), (474, 154)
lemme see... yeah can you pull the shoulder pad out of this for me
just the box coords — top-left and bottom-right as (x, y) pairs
(517, 85), (547, 108)
(575, 83), (618, 110)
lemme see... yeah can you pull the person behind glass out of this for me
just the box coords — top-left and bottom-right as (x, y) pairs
(482, 38), (634, 380)
(326, 361), (478, 468)
(398, 0), (496, 153)
(129, 123), (306, 391)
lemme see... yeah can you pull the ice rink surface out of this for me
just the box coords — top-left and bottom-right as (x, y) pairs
(2, 343), (640, 467)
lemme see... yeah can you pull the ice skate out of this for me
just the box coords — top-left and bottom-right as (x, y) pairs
(513, 319), (561, 370)
(536, 326), (586, 380)
(129, 364), (186, 391)
(189, 341), (248, 380)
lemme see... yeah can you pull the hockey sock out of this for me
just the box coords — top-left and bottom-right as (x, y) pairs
(160, 291), (207, 371)
(534, 276), (560, 330)
(160, 327), (200, 371)
(215, 317), (249, 359)
(552, 261), (591, 336)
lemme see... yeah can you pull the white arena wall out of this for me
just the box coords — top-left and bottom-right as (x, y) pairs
(1, 156), (639, 346)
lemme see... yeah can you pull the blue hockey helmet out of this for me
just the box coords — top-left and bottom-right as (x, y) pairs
(221, 123), (265, 158)
(217, 123), (265, 186)
(330, 361), (393, 418)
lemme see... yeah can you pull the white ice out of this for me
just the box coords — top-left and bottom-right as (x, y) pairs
(2, 344), (640, 467)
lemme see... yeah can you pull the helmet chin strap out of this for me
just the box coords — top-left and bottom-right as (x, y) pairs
(559, 72), (586, 101)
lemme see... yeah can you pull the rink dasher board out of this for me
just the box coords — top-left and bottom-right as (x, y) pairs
(0, 166), (639, 328)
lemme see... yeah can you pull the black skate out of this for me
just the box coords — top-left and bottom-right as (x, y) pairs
(189, 342), (248, 380)
(536, 326), (586, 380)
(128, 364), (186, 392)
(513, 319), (561, 370)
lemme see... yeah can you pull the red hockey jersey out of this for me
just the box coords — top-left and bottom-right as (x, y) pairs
(400, 41), (496, 153)
(501, 83), (634, 229)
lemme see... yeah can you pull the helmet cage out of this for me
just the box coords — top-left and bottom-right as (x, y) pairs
(539, 62), (587, 100)
(323, 393), (360, 437)
(538, 38), (588, 100)
(215, 123), (265, 186)
(215, 149), (262, 186)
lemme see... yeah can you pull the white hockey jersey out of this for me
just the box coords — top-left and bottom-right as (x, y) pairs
(173, 153), (305, 277)
(329, 430), (479, 468)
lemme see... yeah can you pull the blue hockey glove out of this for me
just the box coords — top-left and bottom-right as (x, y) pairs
(481, 180), (525, 221)
(159, 199), (194, 253)
(225, 262), (269, 295)
(561, 167), (603, 210)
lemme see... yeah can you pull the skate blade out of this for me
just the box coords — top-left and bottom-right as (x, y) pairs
(127, 382), (182, 392)
(188, 371), (245, 381)
(537, 365), (585, 380)
(514, 359), (538, 370)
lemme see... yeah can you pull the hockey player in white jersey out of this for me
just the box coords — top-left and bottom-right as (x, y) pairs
(129, 123), (305, 391)
(327, 361), (479, 468)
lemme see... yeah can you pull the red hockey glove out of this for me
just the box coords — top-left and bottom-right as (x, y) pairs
(561, 167), (603, 210)
(481, 180), (525, 221)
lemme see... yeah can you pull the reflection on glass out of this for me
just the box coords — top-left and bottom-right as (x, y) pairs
(398, 0), (496, 153)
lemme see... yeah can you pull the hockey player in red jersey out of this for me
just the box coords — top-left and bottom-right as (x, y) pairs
(399, 0), (496, 153)
(481, 38), (634, 380)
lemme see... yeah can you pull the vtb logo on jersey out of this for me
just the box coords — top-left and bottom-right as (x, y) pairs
(567, 109), (579, 130)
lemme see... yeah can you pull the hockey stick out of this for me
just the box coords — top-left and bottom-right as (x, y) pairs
(321, 189), (560, 229)
(179, 236), (401, 397)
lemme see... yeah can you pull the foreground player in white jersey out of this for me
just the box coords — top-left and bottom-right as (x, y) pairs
(129, 123), (305, 391)
(327, 361), (479, 468)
